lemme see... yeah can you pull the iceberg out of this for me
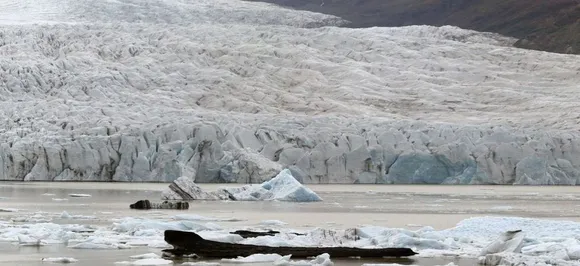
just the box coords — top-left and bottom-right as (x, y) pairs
(162, 169), (322, 202)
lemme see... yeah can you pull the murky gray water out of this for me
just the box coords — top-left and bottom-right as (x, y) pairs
(2, 182), (580, 265)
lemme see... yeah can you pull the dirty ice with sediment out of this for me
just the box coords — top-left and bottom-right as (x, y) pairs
(1, 0), (580, 185)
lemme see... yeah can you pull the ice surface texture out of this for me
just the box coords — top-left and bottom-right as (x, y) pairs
(1, 0), (580, 183)
(4, 215), (580, 265)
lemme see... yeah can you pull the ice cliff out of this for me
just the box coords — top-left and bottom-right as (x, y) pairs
(6, 118), (580, 185)
(1, 0), (580, 184)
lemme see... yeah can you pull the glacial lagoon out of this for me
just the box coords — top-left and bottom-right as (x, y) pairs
(2, 183), (580, 265)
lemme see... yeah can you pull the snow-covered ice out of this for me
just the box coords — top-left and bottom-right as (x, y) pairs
(0, 0), (579, 184)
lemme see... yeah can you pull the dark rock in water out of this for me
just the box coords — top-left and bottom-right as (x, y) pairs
(230, 229), (280, 238)
(162, 230), (418, 258)
(229, 229), (306, 238)
(130, 200), (189, 210)
(130, 199), (152, 209)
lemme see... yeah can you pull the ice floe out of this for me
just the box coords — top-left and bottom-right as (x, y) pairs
(115, 258), (173, 265)
(2, 212), (580, 265)
(221, 253), (288, 263)
(41, 257), (78, 263)
(68, 194), (92, 198)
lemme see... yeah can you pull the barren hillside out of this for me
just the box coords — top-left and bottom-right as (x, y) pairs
(247, 0), (580, 54)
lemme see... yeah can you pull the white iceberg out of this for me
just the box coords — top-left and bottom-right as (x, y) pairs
(163, 169), (322, 202)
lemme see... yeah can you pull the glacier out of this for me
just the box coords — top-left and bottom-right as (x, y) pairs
(0, 0), (580, 184)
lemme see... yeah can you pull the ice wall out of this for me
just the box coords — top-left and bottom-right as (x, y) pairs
(1, 0), (580, 184)
(3, 117), (580, 185)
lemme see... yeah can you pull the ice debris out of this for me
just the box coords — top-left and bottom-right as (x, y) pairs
(41, 257), (78, 263)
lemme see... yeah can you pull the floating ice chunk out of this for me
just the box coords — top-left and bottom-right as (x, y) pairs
(221, 253), (288, 263)
(18, 235), (47, 246)
(69, 237), (131, 249)
(69, 194), (91, 197)
(173, 214), (242, 222)
(478, 252), (573, 266)
(275, 253), (333, 266)
(567, 245), (580, 260)
(0, 208), (18, 212)
(259, 169), (322, 202)
(480, 230), (525, 256)
(52, 198), (69, 201)
(59, 211), (96, 220)
(309, 253), (332, 266)
(112, 217), (222, 236)
(115, 258), (172, 265)
(181, 262), (220, 266)
(406, 224), (423, 228)
(521, 242), (570, 260)
(163, 169), (321, 202)
(259, 220), (288, 226)
(41, 257), (78, 263)
(129, 253), (160, 260)
(42, 193), (56, 196)
(197, 231), (244, 244)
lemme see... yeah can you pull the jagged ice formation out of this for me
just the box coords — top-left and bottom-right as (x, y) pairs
(1, 0), (580, 184)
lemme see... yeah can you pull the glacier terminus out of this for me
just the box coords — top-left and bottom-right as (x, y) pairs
(0, 0), (580, 184)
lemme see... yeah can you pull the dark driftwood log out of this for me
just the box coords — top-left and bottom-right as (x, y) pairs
(130, 200), (189, 210)
(163, 230), (418, 258)
(230, 230), (306, 238)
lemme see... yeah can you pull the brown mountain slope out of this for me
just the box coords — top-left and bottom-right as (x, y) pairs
(247, 0), (580, 54)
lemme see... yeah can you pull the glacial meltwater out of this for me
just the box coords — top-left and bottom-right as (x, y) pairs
(2, 183), (580, 265)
